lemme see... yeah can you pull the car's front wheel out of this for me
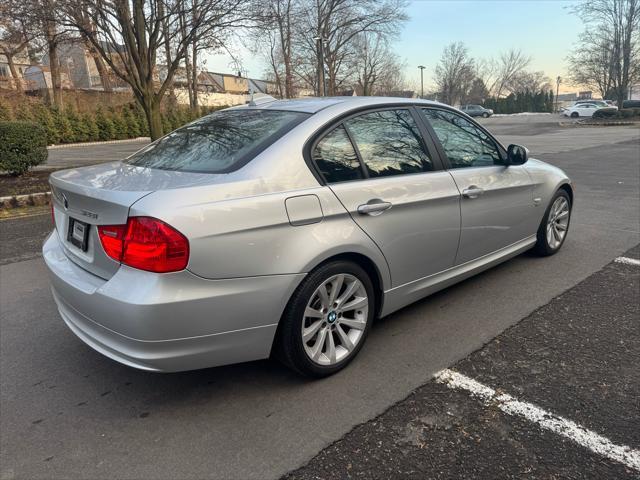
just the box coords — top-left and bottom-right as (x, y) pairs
(482, 112), (489, 118)
(276, 261), (374, 377)
(570, 112), (579, 118)
(533, 189), (572, 256)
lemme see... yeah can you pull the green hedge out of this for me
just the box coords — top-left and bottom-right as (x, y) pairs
(0, 121), (48, 175)
(593, 107), (640, 119)
(0, 101), (228, 146)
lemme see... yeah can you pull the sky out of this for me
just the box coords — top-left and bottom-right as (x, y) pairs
(203, 0), (586, 94)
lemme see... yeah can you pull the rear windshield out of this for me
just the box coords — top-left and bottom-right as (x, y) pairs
(127, 109), (310, 173)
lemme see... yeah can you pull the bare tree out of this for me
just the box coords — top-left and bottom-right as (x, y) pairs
(62, 0), (251, 139)
(296, 0), (407, 96)
(507, 70), (551, 94)
(251, 0), (298, 98)
(567, 30), (616, 99)
(434, 42), (475, 106)
(0, 1), (35, 91)
(25, 0), (69, 107)
(65, 5), (113, 92)
(570, 0), (639, 104)
(351, 32), (398, 96)
(490, 49), (531, 98)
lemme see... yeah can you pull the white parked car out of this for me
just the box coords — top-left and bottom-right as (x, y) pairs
(564, 103), (601, 118)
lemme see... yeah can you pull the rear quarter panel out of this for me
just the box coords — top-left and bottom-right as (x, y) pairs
(130, 185), (391, 288)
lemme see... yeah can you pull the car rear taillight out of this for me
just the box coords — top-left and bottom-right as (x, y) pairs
(98, 217), (189, 273)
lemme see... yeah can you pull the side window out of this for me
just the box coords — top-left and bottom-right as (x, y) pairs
(421, 108), (502, 169)
(312, 125), (363, 183)
(344, 109), (433, 178)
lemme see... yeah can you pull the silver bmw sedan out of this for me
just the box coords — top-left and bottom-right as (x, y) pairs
(44, 97), (573, 377)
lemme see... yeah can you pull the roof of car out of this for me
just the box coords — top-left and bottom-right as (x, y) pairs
(234, 96), (446, 114)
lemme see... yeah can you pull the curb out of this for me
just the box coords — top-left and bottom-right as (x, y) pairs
(0, 191), (51, 210)
(47, 137), (150, 150)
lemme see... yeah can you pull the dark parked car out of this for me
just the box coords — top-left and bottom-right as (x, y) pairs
(622, 100), (640, 109)
(460, 104), (494, 118)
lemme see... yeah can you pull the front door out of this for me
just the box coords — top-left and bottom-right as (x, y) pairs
(311, 108), (461, 287)
(419, 107), (537, 264)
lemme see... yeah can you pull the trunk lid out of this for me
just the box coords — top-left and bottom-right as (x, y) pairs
(49, 161), (222, 279)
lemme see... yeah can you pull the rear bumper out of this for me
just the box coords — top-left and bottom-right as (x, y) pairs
(43, 232), (305, 372)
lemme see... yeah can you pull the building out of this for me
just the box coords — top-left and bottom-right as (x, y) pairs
(23, 65), (72, 90)
(0, 44), (31, 90)
(41, 39), (128, 91)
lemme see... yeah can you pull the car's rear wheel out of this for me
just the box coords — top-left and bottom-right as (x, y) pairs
(570, 112), (579, 118)
(533, 190), (572, 256)
(276, 261), (374, 377)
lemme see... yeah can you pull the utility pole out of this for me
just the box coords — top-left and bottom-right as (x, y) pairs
(555, 76), (561, 113)
(418, 65), (425, 99)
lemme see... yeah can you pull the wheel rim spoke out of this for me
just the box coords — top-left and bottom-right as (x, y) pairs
(335, 324), (354, 351)
(339, 317), (366, 330)
(317, 284), (330, 310)
(328, 274), (344, 306)
(303, 320), (323, 342)
(304, 307), (323, 319)
(326, 330), (336, 363)
(341, 296), (367, 312)
(311, 327), (327, 361)
(337, 279), (359, 306)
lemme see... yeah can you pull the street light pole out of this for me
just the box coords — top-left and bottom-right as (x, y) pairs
(418, 65), (425, 99)
(555, 76), (561, 113)
(314, 36), (327, 97)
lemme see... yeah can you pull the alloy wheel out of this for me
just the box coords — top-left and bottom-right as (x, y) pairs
(546, 196), (570, 250)
(301, 274), (369, 366)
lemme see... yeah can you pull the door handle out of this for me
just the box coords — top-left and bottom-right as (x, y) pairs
(462, 186), (484, 199)
(357, 200), (392, 216)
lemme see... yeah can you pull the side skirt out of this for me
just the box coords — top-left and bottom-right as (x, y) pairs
(380, 236), (537, 317)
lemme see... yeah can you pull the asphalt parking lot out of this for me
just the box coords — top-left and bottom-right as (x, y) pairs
(1, 115), (639, 479)
(286, 246), (640, 480)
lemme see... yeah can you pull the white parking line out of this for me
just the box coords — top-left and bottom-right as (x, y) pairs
(615, 256), (640, 266)
(435, 369), (640, 472)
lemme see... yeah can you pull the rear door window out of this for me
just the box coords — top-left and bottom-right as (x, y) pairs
(127, 109), (309, 173)
(344, 109), (433, 177)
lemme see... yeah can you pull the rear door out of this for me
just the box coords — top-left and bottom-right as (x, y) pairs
(418, 107), (537, 265)
(310, 107), (461, 287)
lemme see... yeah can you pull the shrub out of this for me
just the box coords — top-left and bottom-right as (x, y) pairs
(31, 104), (59, 144)
(0, 101), (13, 121)
(0, 121), (48, 175)
(95, 107), (116, 141)
(110, 107), (129, 140)
(52, 107), (75, 143)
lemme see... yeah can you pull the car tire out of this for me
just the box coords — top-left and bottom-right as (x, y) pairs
(570, 112), (579, 118)
(275, 260), (375, 377)
(482, 112), (489, 118)
(533, 189), (572, 256)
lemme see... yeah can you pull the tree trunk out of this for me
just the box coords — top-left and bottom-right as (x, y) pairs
(85, 40), (112, 92)
(191, 42), (198, 111)
(5, 55), (23, 91)
(143, 97), (164, 140)
(47, 39), (63, 108)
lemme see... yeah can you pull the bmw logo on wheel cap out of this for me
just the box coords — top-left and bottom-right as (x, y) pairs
(327, 311), (337, 323)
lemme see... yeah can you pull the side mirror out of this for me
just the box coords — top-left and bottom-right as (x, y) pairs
(506, 144), (529, 165)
